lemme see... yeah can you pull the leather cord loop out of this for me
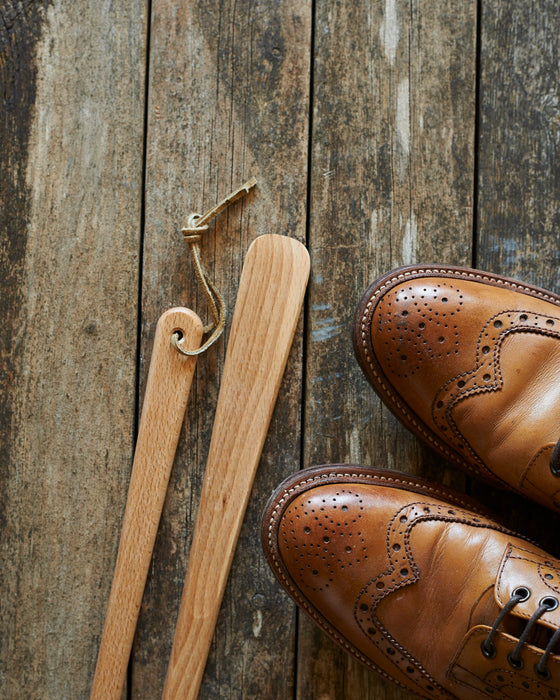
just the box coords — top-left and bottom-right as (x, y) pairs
(174, 178), (257, 356)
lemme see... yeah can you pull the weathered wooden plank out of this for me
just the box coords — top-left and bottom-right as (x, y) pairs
(477, 0), (560, 289)
(301, 0), (476, 696)
(473, 0), (560, 550)
(0, 0), (146, 698)
(132, 1), (311, 697)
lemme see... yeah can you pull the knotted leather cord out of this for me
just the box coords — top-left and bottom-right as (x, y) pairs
(172, 178), (257, 356)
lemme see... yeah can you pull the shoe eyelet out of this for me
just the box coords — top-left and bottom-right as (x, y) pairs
(481, 641), (497, 659)
(535, 664), (552, 682)
(540, 596), (559, 611)
(508, 653), (524, 670)
(512, 586), (531, 602)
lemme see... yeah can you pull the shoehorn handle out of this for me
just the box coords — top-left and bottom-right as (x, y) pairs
(90, 308), (203, 700)
(162, 235), (310, 700)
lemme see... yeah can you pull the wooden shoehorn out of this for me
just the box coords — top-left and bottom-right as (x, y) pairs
(90, 308), (203, 700)
(162, 234), (310, 699)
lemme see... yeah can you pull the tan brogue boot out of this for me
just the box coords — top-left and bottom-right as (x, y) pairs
(262, 465), (560, 699)
(353, 265), (560, 512)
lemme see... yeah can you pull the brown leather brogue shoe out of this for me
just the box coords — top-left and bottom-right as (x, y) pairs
(353, 265), (560, 512)
(262, 465), (560, 699)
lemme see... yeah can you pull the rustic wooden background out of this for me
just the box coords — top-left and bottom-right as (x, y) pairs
(2, 0), (560, 698)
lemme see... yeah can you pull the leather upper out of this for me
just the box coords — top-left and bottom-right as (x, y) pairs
(353, 265), (560, 511)
(262, 466), (560, 699)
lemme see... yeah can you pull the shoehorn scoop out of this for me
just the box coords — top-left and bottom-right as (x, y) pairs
(90, 308), (203, 700)
(162, 234), (310, 699)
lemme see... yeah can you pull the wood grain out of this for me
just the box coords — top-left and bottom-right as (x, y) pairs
(0, 1), (50, 492)
(476, 0), (560, 289)
(301, 0), (476, 696)
(0, 0), (146, 697)
(133, 1), (311, 697)
(5, 0), (560, 697)
(90, 309), (202, 700)
(162, 235), (309, 699)
(471, 0), (560, 551)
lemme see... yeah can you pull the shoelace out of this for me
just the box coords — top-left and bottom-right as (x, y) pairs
(550, 438), (560, 475)
(481, 586), (559, 680)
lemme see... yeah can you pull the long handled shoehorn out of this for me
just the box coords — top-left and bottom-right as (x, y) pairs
(91, 180), (258, 700)
(90, 308), (203, 700)
(162, 233), (310, 699)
